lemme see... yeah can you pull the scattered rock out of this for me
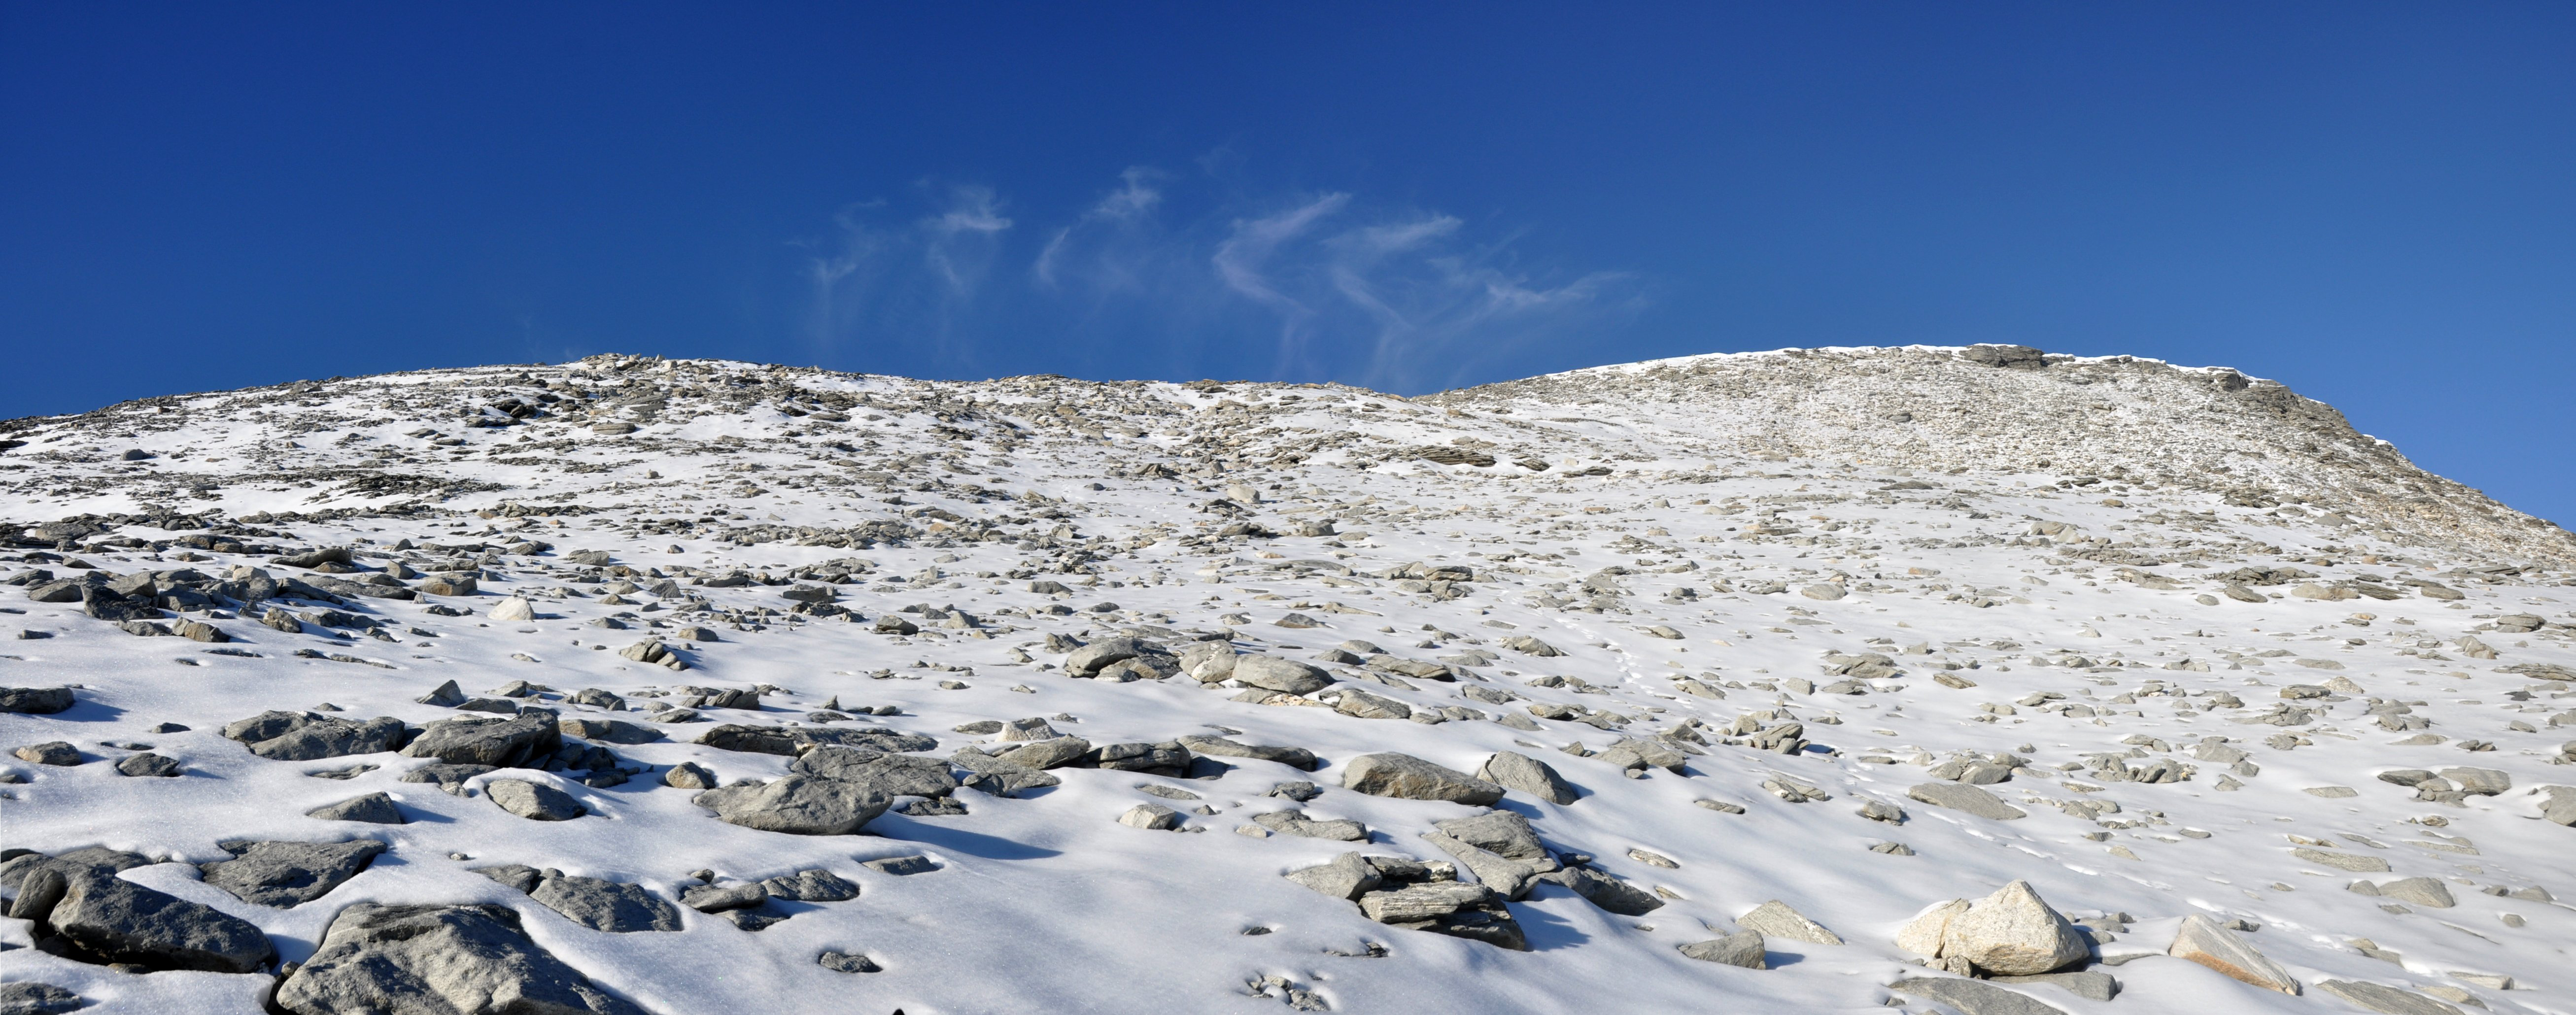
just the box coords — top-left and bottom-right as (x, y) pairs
(308, 792), (406, 824)
(1677, 930), (1767, 969)
(693, 776), (891, 835)
(1340, 752), (1506, 805)
(1907, 781), (2027, 820)
(199, 840), (386, 907)
(1735, 900), (1842, 945)
(1476, 750), (1579, 804)
(2167, 913), (2300, 994)
(273, 903), (651, 1014)
(487, 778), (588, 820)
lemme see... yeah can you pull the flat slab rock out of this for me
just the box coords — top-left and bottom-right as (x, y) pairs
(1889, 977), (2071, 1015)
(1339, 752), (1505, 805)
(273, 902), (653, 1015)
(199, 840), (386, 907)
(1907, 781), (2027, 820)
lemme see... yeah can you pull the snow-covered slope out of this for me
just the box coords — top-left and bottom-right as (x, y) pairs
(0, 345), (2570, 1015)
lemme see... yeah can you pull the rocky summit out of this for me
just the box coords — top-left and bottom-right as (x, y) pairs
(0, 344), (2570, 1014)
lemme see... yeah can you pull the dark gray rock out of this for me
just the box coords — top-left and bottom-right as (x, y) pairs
(199, 840), (386, 907)
(113, 752), (181, 778)
(12, 742), (78, 766)
(0, 686), (74, 714)
(693, 776), (890, 835)
(1546, 865), (1663, 915)
(35, 868), (276, 973)
(790, 746), (959, 797)
(1250, 810), (1369, 841)
(403, 762), (497, 792)
(763, 868), (861, 900)
(273, 903), (652, 1015)
(817, 950), (880, 974)
(560, 717), (663, 745)
(308, 792), (406, 824)
(223, 711), (411, 761)
(401, 713), (560, 768)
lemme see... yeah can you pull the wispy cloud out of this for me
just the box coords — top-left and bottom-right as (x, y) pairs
(800, 165), (1640, 390)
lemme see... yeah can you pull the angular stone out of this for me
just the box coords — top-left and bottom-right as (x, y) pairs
(1119, 803), (1182, 830)
(487, 596), (536, 622)
(1889, 977), (2071, 1015)
(273, 903), (650, 1015)
(13, 742), (77, 766)
(1285, 852), (1382, 901)
(401, 713), (561, 768)
(1232, 655), (1335, 694)
(1340, 752), (1505, 805)
(680, 881), (767, 913)
(0, 686), (75, 714)
(2370, 877), (2456, 908)
(308, 792), (406, 824)
(1736, 900), (1842, 945)
(693, 776), (890, 835)
(765, 868), (862, 899)
(1177, 734), (1318, 770)
(1251, 810), (1368, 841)
(1908, 781), (2027, 820)
(1547, 865), (1662, 915)
(1477, 750), (1579, 804)
(1989, 971), (2120, 1002)
(530, 875), (683, 933)
(790, 747), (959, 797)
(487, 778), (587, 821)
(2437, 767), (2509, 796)
(1678, 930), (1767, 969)
(114, 752), (181, 777)
(224, 711), (411, 761)
(1064, 636), (1165, 677)
(1939, 880), (2088, 975)
(2168, 913), (2300, 994)
(994, 735), (1093, 770)
(2315, 980), (2465, 1015)
(39, 870), (277, 973)
(199, 840), (386, 907)
(559, 717), (663, 744)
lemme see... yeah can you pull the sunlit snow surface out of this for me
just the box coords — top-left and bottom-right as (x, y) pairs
(0, 349), (2571, 1015)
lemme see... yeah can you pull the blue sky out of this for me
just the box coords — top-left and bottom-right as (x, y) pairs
(4, 3), (2572, 525)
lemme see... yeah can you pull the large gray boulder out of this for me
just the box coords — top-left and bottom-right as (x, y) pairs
(693, 776), (890, 835)
(30, 868), (276, 973)
(199, 840), (386, 907)
(1340, 753), (1505, 805)
(1477, 751), (1579, 804)
(401, 713), (561, 768)
(224, 711), (411, 761)
(1231, 655), (1335, 695)
(790, 747), (960, 797)
(273, 903), (652, 1015)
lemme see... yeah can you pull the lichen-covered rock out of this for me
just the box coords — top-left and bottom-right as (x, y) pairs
(273, 903), (652, 1014)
